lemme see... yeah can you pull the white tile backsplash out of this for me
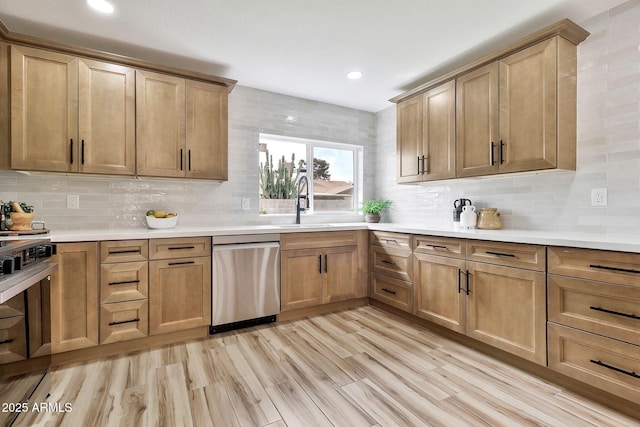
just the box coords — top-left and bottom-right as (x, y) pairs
(373, 1), (640, 234)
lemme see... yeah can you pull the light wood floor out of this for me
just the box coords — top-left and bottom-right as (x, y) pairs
(1, 306), (638, 427)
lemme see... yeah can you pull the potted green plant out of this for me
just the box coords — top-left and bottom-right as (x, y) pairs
(361, 199), (392, 223)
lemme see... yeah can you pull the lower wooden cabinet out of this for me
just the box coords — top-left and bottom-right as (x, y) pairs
(466, 261), (547, 365)
(50, 242), (99, 354)
(370, 273), (412, 312)
(100, 299), (148, 344)
(0, 294), (27, 364)
(280, 231), (367, 312)
(149, 256), (211, 335)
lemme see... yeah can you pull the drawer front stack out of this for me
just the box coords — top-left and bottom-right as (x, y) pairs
(99, 240), (149, 344)
(548, 247), (640, 402)
(369, 231), (413, 312)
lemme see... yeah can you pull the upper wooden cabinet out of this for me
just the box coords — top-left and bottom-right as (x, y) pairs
(136, 70), (229, 180)
(10, 45), (135, 175)
(397, 81), (455, 183)
(394, 20), (588, 182)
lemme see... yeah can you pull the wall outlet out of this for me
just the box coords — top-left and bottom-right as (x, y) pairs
(67, 194), (80, 209)
(241, 198), (250, 211)
(591, 188), (607, 207)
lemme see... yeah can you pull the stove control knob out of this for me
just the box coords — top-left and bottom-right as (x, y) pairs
(44, 244), (56, 257)
(1, 257), (14, 275)
(13, 255), (23, 271)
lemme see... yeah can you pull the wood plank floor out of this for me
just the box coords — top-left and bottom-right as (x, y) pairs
(2, 306), (639, 426)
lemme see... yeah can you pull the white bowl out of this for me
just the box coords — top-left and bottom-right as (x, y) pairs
(146, 215), (178, 229)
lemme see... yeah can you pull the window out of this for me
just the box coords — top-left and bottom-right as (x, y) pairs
(258, 134), (363, 215)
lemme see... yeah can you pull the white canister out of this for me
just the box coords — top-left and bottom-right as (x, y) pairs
(460, 205), (477, 229)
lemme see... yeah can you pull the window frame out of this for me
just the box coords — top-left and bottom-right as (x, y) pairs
(259, 133), (363, 216)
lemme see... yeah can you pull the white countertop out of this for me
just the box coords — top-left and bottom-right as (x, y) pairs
(2, 222), (640, 253)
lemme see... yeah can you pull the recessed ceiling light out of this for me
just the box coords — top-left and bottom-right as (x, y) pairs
(346, 71), (363, 80)
(87, 0), (114, 14)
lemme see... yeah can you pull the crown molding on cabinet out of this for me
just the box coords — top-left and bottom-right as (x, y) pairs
(390, 19), (589, 104)
(0, 18), (236, 91)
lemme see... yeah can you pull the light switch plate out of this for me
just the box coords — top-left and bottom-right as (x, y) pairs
(67, 194), (80, 209)
(242, 198), (250, 210)
(591, 188), (607, 207)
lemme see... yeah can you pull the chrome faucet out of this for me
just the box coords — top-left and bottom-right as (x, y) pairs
(295, 175), (309, 224)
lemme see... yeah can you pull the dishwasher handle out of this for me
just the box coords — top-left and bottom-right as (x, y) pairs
(213, 242), (280, 251)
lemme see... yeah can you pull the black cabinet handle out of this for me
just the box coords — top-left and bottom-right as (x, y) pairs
(426, 244), (448, 251)
(381, 239), (399, 245)
(180, 148), (183, 171)
(490, 141), (495, 166)
(81, 139), (85, 164)
(109, 249), (141, 255)
(589, 264), (640, 274)
(69, 139), (74, 164)
(318, 255), (322, 273)
(168, 261), (195, 266)
(590, 306), (640, 320)
(168, 246), (195, 250)
(381, 259), (396, 266)
(486, 251), (516, 258)
(108, 280), (140, 286)
(0, 339), (14, 345)
(381, 288), (397, 295)
(109, 318), (140, 326)
(188, 149), (192, 171)
(499, 140), (504, 164)
(590, 359), (639, 379)
(324, 254), (328, 273)
(458, 268), (462, 294)
(417, 156), (421, 174)
(465, 270), (470, 295)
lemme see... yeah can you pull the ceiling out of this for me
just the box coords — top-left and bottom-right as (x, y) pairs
(0, 0), (627, 112)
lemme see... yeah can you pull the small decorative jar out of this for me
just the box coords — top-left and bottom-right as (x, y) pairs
(477, 208), (502, 230)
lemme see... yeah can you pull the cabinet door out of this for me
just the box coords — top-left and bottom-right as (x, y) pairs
(396, 95), (423, 183)
(27, 278), (51, 358)
(0, 315), (27, 364)
(50, 242), (99, 353)
(280, 249), (324, 311)
(136, 70), (186, 177)
(78, 59), (135, 175)
(11, 45), (78, 172)
(499, 38), (557, 173)
(456, 62), (500, 177)
(324, 245), (360, 303)
(149, 257), (211, 334)
(186, 80), (228, 180)
(466, 261), (546, 365)
(413, 253), (466, 334)
(423, 81), (456, 181)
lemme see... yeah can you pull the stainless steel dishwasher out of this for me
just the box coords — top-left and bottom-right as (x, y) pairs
(210, 234), (280, 333)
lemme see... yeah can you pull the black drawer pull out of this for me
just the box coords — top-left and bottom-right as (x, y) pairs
(465, 270), (470, 295)
(318, 255), (322, 273)
(590, 306), (640, 320)
(589, 264), (640, 274)
(109, 249), (141, 255)
(109, 280), (140, 286)
(381, 239), (399, 245)
(381, 260), (397, 266)
(168, 261), (195, 266)
(381, 288), (397, 295)
(486, 251), (516, 258)
(109, 318), (140, 326)
(168, 246), (196, 250)
(426, 245), (448, 251)
(590, 359), (640, 379)
(0, 339), (14, 345)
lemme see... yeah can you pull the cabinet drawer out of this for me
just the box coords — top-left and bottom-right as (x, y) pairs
(466, 240), (545, 271)
(280, 231), (360, 250)
(413, 235), (465, 259)
(370, 245), (412, 282)
(100, 261), (149, 304)
(0, 293), (25, 319)
(101, 240), (148, 263)
(149, 237), (211, 260)
(369, 231), (411, 250)
(0, 315), (27, 364)
(548, 275), (640, 345)
(100, 299), (148, 344)
(548, 323), (640, 403)
(548, 246), (640, 288)
(370, 273), (412, 313)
